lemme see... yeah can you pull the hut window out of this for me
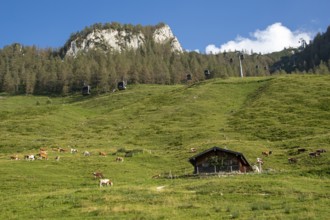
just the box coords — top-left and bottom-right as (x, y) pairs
(202, 161), (210, 167)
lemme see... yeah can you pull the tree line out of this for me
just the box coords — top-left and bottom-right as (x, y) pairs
(271, 25), (330, 74)
(0, 23), (329, 95)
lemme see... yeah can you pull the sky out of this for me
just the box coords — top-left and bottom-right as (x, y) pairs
(0, 0), (329, 54)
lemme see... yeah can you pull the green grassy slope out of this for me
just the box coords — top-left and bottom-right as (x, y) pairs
(0, 75), (329, 219)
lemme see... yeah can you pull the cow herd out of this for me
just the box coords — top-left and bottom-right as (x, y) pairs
(255, 146), (327, 172)
(10, 147), (81, 161)
(8, 147), (127, 187)
(288, 147), (327, 164)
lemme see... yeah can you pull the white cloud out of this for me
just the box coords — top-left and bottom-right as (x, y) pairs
(206, 23), (313, 54)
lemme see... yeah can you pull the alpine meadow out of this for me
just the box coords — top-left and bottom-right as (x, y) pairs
(0, 22), (330, 219)
(0, 75), (329, 219)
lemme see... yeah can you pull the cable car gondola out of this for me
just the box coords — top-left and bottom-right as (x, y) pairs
(82, 85), (91, 95)
(117, 81), (126, 90)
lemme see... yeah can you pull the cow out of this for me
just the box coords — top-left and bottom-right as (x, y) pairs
(262, 151), (272, 157)
(71, 148), (78, 154)
(152, 174), (161, 179)
(37, 153), (48, 160)
(55, 156), (60, 161)
(288, 157), (298, 163)
(316, 149), (326, 154)
(99, 152), (107, 157)
(309, 152), (321, 157)
(52, 147), (59, 152)
(93, 172), (104, 179)
(297, 148), (307, 153)
(10, 155), (19, 160)
(256, 157), (264, 165)
(116, 157), (124, 162)
(190, 148), (197, 153)
(83, 151), (91, 156)
(99, 179), (113, 187)
(39, 150), (47, 155)
(24, 155), (35, 161)
(59, 148), (67, 153)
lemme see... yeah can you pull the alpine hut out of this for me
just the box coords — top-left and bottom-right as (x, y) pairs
(189, 146), (252, 174)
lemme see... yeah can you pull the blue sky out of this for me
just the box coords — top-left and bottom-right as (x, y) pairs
(0, 0), (329, 53)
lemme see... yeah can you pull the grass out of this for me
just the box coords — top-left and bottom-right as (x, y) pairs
(0, 75), (329, 219)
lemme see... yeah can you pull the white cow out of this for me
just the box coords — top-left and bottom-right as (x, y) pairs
(25, 155), (35, 161)
(83, 151), (90, 156)
(99, 179), (113, 187)
(71, 148), (78, 154)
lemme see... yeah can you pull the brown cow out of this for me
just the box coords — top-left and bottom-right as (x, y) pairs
(39, 150), (47, 155)
(262, 151), (272, 157)
(93, 172), (104, 179)
(297, 148), (307, 153)
(10, 155), (19, 160)
(288, 157), (298, 163)
(309, 152), (321, 157)
(37, 153), (48, 160)
(316, 149), (326, 153)
(152, 174), (161, 179)
(52, 147), (59, 152)
(59, 148), (67, 153)
(99, 152), (107, 157)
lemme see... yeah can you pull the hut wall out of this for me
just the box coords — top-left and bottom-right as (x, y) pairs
(194, 151), (242, 173)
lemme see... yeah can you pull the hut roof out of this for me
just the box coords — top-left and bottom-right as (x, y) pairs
(188, 146), (251, 167)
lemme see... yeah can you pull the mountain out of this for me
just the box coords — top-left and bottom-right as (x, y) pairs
(270, 25), (330, 73)
(63, 22), (183, 57)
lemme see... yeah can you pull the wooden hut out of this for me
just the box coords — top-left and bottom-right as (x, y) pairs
(189, 146), (252, 174)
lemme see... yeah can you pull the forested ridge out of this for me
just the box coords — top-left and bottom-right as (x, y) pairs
(0, 22), (329, 95)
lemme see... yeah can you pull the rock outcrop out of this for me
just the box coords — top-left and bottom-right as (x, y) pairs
(65, 23), (183, 56)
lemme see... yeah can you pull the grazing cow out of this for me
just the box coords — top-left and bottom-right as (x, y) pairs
(152, 174), (161, 179)
(297, 148), (307, 153)
(116, 157), (124, 162)
(10, 155), (19, 160)
(37, 153), (48, 160)
(99, 179), (113, 187)
(25, 155), (35, 161)
(93, 172), (104, 179)
(262, 151), (272, 157)
(55, 156), (60, 161)
(256, 157), (264, 165)
(99, 152), (107, 157)
(59, 148), (67, 153)
(71, 148), (78, 154)
(309, 152), (321, 157)
(39, 150), (47, 155)
(190, 148), (197, 153)
(288, 157), (298, 164)
(316, 149), (326, 153)
(83, 151), (91, 156)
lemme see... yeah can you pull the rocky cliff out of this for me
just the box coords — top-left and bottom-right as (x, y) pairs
(64, 23), (183, 56)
